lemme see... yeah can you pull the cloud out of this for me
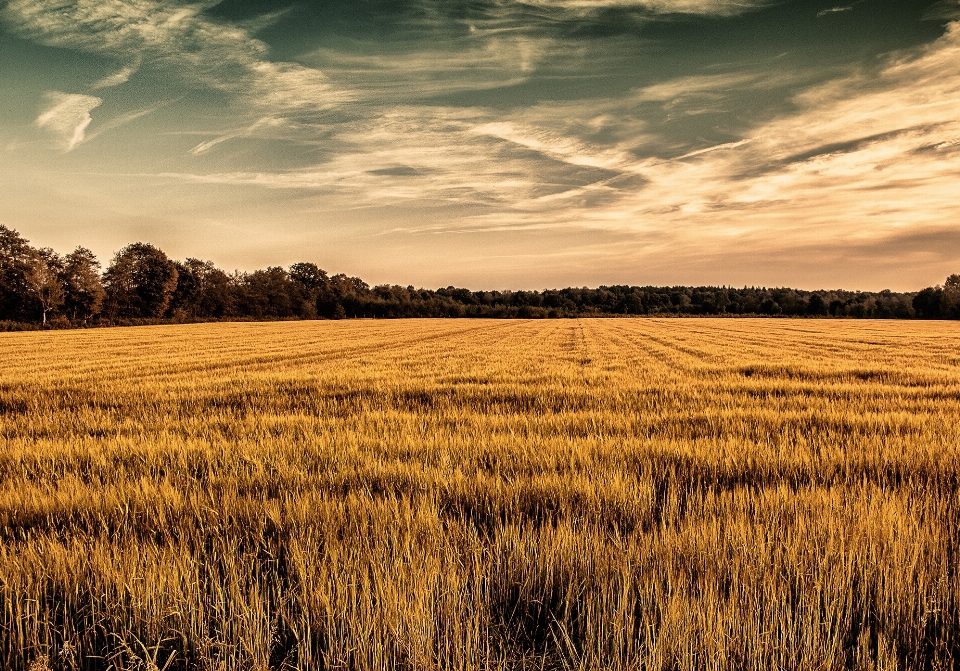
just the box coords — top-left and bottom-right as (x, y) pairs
(306, 33), (554, 99)
(166, 106), (538, 204)
(519, 0), (772, 17)
(151, 15), (960, 256)
(2, 0), (349, 128)
(817, 6), (853, 17)
(188, 116), (287, 155)
(8, 0), (958, 290)
(92, 60), (140, 89)
(157, 92), (655, 223)
(632, 70), (815, 117)
(34, 92), (102, 151)
(471, 121), (635, 169)
(83, 104), (169, 144)
(921, 1), (960, 22)
(676, 139), (752, 159)
(635, 73), (761, 102)
(339, 19), (960, 278)
(0, 0), (768, 162)
(136, 13), (960, 275)
(549, 22), (960, 253)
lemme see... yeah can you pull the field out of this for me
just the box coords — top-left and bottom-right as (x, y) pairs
(1, 318), (958, 670)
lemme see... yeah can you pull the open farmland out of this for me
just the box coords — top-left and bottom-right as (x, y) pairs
(1, 319), (958, 671)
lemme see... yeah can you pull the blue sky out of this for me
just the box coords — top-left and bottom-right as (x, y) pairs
(1, 0), (959, 290)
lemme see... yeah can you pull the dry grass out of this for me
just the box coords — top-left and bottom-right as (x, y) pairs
(0, 318), (958, 670)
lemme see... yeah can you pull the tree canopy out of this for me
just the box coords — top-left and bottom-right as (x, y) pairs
(0, 225), (956, 328)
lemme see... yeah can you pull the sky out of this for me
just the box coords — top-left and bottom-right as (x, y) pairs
(1, 0), (959, 291)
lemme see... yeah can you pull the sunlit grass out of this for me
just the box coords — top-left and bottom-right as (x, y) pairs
(1, 319), (957, 670)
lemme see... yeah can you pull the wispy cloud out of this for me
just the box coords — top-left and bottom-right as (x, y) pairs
(307, 34), (554, 99)
(315, 20), (960, 280)
(521, 0), (773, 17)
(91, 59), (140, 89)
(5, 0), (958, 289)
(0, 0), (774, 163)
(816, 0), (868, 18)
(922, 1), (960, 22)
(83, 103), (170, 143)
(188, 116), (288, 155)
(2, 0), (350, 133)
(485, 21), (960, 262)
(166, 106), (542, 205)
(151, 17), (960, 254)
(676, 139), (752, 159)
(471, 121), (635, 169)
(817, 6), (853, 17)
(635, 73), (762, 101)
(34, 92), (102, 151)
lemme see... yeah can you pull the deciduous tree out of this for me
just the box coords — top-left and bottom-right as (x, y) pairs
(289, 262), (329, 319)
(62, 247), (105, 324)
(912, 286), (945, 319)
(103, 243), (179, 319)
(169, 258), (234, 319)
(25, 248), (65, 325)
(0, 225), (37, 321)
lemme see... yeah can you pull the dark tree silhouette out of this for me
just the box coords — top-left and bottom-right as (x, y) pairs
(807, 293), (828, 316)
(25, 248), (65, 325)
(289, 262), (328, 292)
(2, 224), (958, 327)
(236, 267), (295, 319)
(104, 243), (179, 319)
(912, 287), (945, 319)
(289, 262), (330, 319)
(945, 274), (960, 319)
(62, 247), (105, 323)
(0, 225), (38, 321)
(169, 259), (233, 319)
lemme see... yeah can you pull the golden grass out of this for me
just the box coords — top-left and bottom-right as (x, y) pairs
(0, 318), (958, 670)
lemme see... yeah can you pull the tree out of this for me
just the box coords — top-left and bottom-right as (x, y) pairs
(235, 267), (295, 319)
(807, 293), (827, 316)
(62, 247), (105, 323)
(103, 243), (179, 319)
(912, 287), (945, 319)
(759, 298), (782, 315)
(329, 274), (370, 318)
(944, 274), (960, 319)
(25, 248), (65, 325)
(168, 258), (233, 319)
(289, 262), (328, 292)
(289, 262), (329, 319)
(0, 224), (37, 321)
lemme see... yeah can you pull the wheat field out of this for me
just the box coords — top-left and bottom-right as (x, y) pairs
(0, 319), (958, 670)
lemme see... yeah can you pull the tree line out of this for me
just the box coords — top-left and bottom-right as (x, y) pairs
(1, 224), (958, 328)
